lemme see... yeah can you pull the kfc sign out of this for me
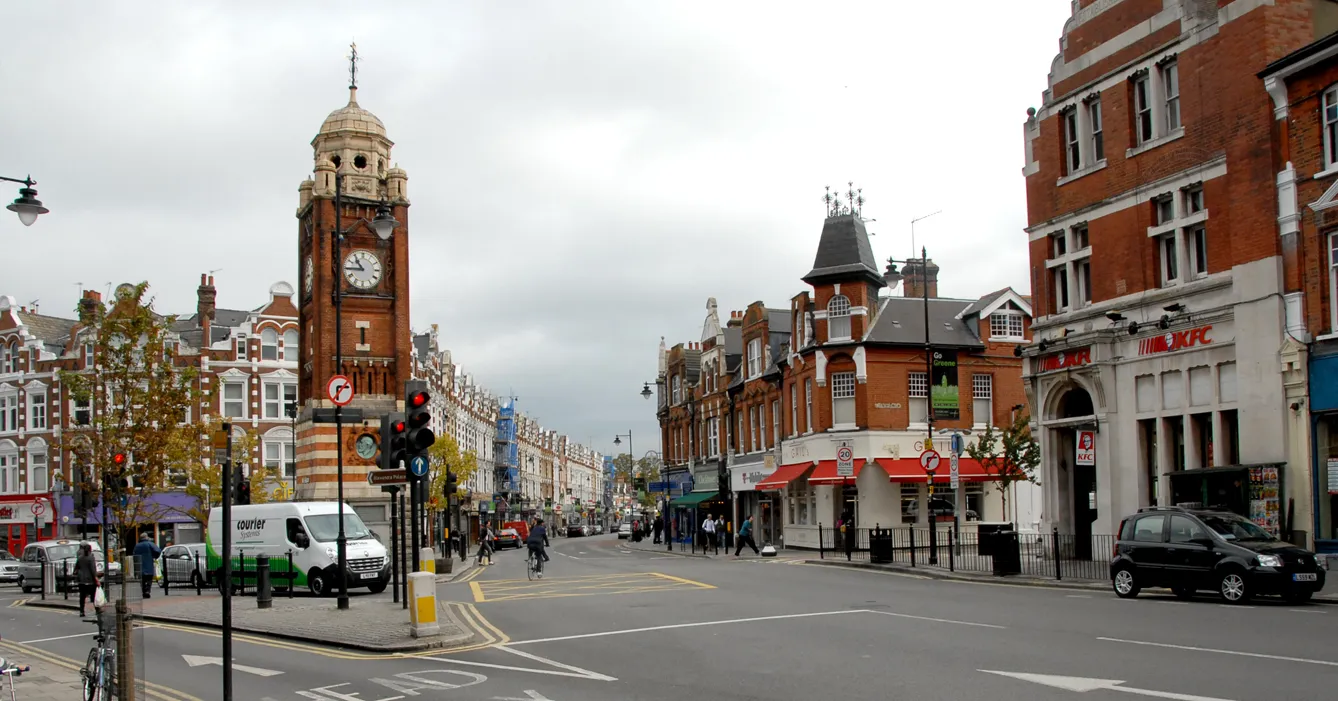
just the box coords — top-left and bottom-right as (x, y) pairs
(0, 507), (12, 521)
(1139, 325), (1213, 356)
(1037, 347), (1092, 372)
(1076, 430), (1096, 466)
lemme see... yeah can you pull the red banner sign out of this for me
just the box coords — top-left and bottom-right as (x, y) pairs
(0, 507), (12, 520)
(1037, 347), (1092, 372)
(1138, 325), (1213, 356)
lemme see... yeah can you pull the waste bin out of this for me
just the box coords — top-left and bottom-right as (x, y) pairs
(976, 522), (1012, 558)
(869, 528), (893, 564)
(992, 530), (1021, 576)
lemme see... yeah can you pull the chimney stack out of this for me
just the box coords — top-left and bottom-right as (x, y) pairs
(197, 274), (217, 343)
(901, 258), (940, 299)
(78, 290), (102, 325)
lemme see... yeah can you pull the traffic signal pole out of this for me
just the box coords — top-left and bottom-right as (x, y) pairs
(221, 423), (234, 701)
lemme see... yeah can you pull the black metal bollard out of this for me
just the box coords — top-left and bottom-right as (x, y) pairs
(287, 550), (294, 599)
(63, 561), (70, 600)
(1052, 527), (1062, 581)
(256, 554), (272, 609)
(909, 527), (917, 567)
(195, 551), (202, 595)
(818, 523), (825, 559)
(39, 561), (46, 601)
(238, 549), (246, 596)
(162, 552), (170, 595)
(948, 529), (955, 572)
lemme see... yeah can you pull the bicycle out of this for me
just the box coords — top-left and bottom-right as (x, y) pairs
(81, 613), (117, 701)
(526, 549), (543, 581)
(0, 650), (31, 701)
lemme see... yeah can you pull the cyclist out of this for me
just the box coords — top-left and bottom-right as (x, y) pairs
(526, 518), (551, 577)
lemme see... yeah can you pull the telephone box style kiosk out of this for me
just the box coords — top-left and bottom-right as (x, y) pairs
(207, 502), (390, 596)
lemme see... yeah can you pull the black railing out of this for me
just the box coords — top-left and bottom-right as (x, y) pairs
(811, 523), (1115, 582)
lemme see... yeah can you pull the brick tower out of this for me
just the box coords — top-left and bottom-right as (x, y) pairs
(293, 60), (412, 502)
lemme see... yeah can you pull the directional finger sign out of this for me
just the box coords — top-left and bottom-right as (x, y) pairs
(327, 375), (354, 406)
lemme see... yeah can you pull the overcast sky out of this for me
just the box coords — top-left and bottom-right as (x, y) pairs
(2, 1), (1071, 457)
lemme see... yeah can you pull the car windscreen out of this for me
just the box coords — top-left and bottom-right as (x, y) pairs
(1199, 514), (1275, 542)
(304, 513), (374, 543)
(46, 545), (79, 560)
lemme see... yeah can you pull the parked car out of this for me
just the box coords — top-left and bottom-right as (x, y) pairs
(618, 523), (632, 540)
(502, 520), (530, 542)
(161, 543), (210, 588)
(17, 540), (113, 593)
(903, 499), (979, 522)
(494, 529), (522, 550)
(1111, 506), (1326, 604)
(0, 551), (18, 583)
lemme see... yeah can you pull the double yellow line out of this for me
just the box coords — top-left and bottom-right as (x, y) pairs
(0, 639), (201, 701)
(455, 566), (486, 584)
(438, 601), (510, 654)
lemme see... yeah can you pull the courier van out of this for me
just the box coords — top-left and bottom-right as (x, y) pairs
(207, 502), (389, 596)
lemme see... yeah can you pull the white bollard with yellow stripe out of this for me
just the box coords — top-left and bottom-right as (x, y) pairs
(419, 547), (436, 574)
(408, 571), (439, 638)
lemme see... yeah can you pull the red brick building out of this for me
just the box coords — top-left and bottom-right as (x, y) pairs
(1019, 0), (1338, 546)
(657, 213), (1034, 545)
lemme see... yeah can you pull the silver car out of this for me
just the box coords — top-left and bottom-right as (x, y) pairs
(17, 539), (108, 593)
(0, 551), (18, 583)
(161, 543), (209, 588)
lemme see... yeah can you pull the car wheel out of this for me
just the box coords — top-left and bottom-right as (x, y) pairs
(1218, 570), (1250, 604)
(1112, 566), (1140, 598)
(308, 570), (330, 597)
(1284, 589), (1313, 605)
(367, 580), (387, 594)
(1172, 586), (1195, 600)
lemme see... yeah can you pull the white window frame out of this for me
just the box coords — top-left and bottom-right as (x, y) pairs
(264, 436), (296, 478)
(804, 380), (813, 433)
(1134, 73), (1153, 144)
(0, 443), (16, 494)
(737, 413), (745, 455)
(1188, 225), (1208, 279)
(83, 343), (94, 367)
(1045, 225), (1091, 314)
(972, 374), (993, 429)
(282, 329), (299, 361)
(0, 392), (15, 434)
(1325, 86), (1338, 169)
(909, 372), (929, 428)
(72, 395), (92, 426)
(750, 406), (760, 452)
(261, 328), (279, 361)
(263, 381), (296, 419)
(235, 336), (247, 361)
(1331, 233), (1338, 333)
(771, 399), (780, 450)
(707, 417), (719, 458)
(831, 372), (856, 429)
(26, 440), (48, 493)
(1089, 99), (1104, 162)
(0, 345), (10, 374)
(747, 339), (763, 379)
(1053, 267), (1070, 312)
(790, 385), (798, 437)
(827, 295), (851, 341)
(1159, 233), (1180, 286)
(222, 381), (247, 419)
(1064, 109), (1081, 173)
(672, 375), (681, 405)
(27, 389), (46, 430)
(1077, 258), (1093, 306)
(989, 312), (1025, 341)
(1162, 60), (1180, 133)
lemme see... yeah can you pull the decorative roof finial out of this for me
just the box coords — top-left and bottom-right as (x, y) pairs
(823, 182), (866, 218)
(347, 40), (360, 92)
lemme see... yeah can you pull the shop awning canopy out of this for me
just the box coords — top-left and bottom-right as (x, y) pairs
(670, 491), (719, 507)
(808, 459), (890, 485)
(879, 457), (993, 483)
(756, 461), (815, 491)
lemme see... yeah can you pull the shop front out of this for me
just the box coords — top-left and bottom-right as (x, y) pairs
(1311, 347), (1338, 561)
(731, 455), (777, 546)
(668, 463), (722, 545)
(55, 491), (201, 550)
(0, 495), (58, 556)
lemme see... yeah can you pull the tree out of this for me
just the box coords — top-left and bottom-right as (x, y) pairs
(178, 429), (276, 525)
(964, 410), (1042, 522)
(426, 433), (478, 513)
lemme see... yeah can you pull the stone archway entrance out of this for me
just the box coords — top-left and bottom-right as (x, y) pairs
(1050, 386), (1097, 558)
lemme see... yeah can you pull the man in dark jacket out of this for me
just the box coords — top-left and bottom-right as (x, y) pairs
(133, 533), (160, 598)
(652, 514), (664, 544)
(76, 543), (100, 617)
(526, 519), (551, 577)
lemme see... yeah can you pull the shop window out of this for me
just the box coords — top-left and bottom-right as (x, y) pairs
(1165, 416), (1185, 472)
(1219, 409), (1238, 465)
(1191, 413), (1213, 468)
(1140, 419), (1158, 505)
(901, 484), (919, 524)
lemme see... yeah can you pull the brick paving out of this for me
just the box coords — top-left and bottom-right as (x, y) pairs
(0, 661), (83, 700)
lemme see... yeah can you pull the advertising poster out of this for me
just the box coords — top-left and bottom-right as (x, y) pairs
(930, 350), (959, 420)
(1076, 430), (1096, 466)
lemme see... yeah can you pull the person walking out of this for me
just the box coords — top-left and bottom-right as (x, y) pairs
(76, 543), (100, 617)
(476, 524), (495, 566)
(133, 533), (161, 599)
(733, 515), (760, 557)
(840, 510), (855, 561)
(652, 514), (663, 544)
(702, 513), (717, 553)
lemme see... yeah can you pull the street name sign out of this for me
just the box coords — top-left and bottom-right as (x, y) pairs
(368, 470), (408, 486)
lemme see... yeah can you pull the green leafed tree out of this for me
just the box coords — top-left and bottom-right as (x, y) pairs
(427, 433), (478, 513)
(964, 410), (1042, 521)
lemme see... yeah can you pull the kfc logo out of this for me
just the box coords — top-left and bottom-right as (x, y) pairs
(1139, 325), (1213, 356)
(1076, 430), (1096, 466)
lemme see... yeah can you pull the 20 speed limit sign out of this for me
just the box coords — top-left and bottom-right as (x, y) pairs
(836, 446), (854, 476)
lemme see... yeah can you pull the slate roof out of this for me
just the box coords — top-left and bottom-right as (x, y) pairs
(683, 348), (702, 385)
(957, 288), (1011, 319)
(413, 332), (432, 362)
(16, 311), (77, 345)
(767, 309), (792, 335)
(802, 215), (883, 286)
(724, 326), (742, 355)
(865, 297), (984, 348)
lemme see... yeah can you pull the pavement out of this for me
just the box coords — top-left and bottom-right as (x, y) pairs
(0, 534), (1333, 700)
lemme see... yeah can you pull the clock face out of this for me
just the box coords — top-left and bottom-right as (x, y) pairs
(303, 256), (313, 294)
(343, 250), (382, 290)
(355, 434), (378, 460)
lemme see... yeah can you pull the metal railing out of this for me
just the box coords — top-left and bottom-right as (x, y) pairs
(812, 523), (1115, 582)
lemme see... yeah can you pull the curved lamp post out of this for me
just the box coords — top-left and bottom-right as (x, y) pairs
(4, 176), (49, 226)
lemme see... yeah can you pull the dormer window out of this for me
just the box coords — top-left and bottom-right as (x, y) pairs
(747, 339), (763, 379)
(827, 295), (851, 340)
(235, 336), (247, 361)
(671, 375), (682, 405)
(989, 308), (1026, 342)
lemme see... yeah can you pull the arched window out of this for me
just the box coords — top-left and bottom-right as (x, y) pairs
(263, 427), (296, 479)
(261, 328), (279, 361)
(827, 295), (851, 340)
(0, 440), (17, 494)
(25, 438), (47, 493)
(282, 329), (299, 361)
(0, 344), (10, 373)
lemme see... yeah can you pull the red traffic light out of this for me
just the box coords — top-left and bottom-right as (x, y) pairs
(409, 391), (429, 408)
(391, 420), (406, 433)
(112, 453), (127, 466)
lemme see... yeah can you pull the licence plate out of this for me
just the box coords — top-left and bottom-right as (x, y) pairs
(359, 572), (378, 580)
(1293, 573), (1318, 582)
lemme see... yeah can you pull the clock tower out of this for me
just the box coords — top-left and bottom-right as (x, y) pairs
(293, 56), (412, 501)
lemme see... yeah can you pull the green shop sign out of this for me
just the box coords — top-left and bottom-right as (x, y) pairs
(930, 350), (959, 420)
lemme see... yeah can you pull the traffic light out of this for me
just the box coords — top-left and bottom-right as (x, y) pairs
(404, 381), (435, 459)
(444, 472), (458, 499)
(107, 452), (129, 503)
(379, 412), (406, 470)
(233, 464), (251, 505)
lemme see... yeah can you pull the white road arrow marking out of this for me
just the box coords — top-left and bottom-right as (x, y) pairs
(493, 692), (552, 701)
(981, 671), (1233, 700)
(182, 655), (284, 677)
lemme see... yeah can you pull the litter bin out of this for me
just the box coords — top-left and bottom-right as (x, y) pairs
(869, 528), (893, 564)
(992, 530), (1021, 576)
(975, 522), (1012, 558)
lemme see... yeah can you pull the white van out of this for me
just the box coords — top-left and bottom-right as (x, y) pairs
(206, 502), (389, 597)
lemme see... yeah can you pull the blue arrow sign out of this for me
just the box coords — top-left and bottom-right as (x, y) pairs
(409, 455), (429, 477)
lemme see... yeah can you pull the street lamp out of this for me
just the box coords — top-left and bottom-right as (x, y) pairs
(886, 245), (941, 564)
(3, 175), (49, 226)
(331, 169), (401, 610)
(640, 382), (653, 400)
(286, 400), (298, 497)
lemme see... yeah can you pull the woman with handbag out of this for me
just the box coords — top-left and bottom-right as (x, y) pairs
(76, 543), (101, 618)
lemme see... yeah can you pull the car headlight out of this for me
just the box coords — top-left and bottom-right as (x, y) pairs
(1257, 554), (1283, 568)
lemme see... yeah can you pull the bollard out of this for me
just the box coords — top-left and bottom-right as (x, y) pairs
(287, 550), (295, 599)
(40, 562), (46, 601)
(162, 552), (170, 596)
(407, 571), (439, 638)
(256, 554), (272, 609)
(238, 549), (246, 596)
(948, 529), (955, 572)
(909, 527), (917, 568)
(419, 547), (436, 575)
(63, 561), (70, 600)
(818, 522), (825, 559)
(195, 551), (203, 595)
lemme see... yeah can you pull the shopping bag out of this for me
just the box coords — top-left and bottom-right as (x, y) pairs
(93, 586), (107, 608)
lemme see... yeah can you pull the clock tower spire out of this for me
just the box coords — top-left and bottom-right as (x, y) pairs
(294, 48), (412, 500)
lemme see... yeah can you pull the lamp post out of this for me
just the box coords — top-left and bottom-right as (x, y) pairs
(3, 175), (49, 227)
(286, 400), (298, 497)
(885, 245), (940, 564)
(331, 169), (399, 610)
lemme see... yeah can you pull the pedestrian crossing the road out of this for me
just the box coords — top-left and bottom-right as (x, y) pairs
(470, 572), (714, 603)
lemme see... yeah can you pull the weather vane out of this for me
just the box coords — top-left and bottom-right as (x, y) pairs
(823, 182), (866, 218)
(348, 41), (360, 89)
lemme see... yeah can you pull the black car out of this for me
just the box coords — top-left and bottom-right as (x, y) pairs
(1111, 506), (1326, 604)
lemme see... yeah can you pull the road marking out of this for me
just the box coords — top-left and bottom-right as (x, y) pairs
(0, 639), (202, 701)
(1289, 608), (1324, 613)
(982, 670), (1233, 700)
(1066, 595), (1092, 598)
(1098, 637), (1338, 667)
(1218, 604), (1255, 609)
(182, 654), (283, 677)
(1156, 600), (1189, 605)
(494, 692), (554, 701)
(472, 572), (713, 603)
(508, 609), (867, 646)
(867, 609), (1006, 629)
(16, 631), (92, 644)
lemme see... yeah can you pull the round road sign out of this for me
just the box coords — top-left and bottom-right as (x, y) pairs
(836, 446), (853, 463)
(409, 455), (429, 477)
(919, 449), (941, 472)
(326, 375), (354, 406)
(31, 501), (45, 517)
